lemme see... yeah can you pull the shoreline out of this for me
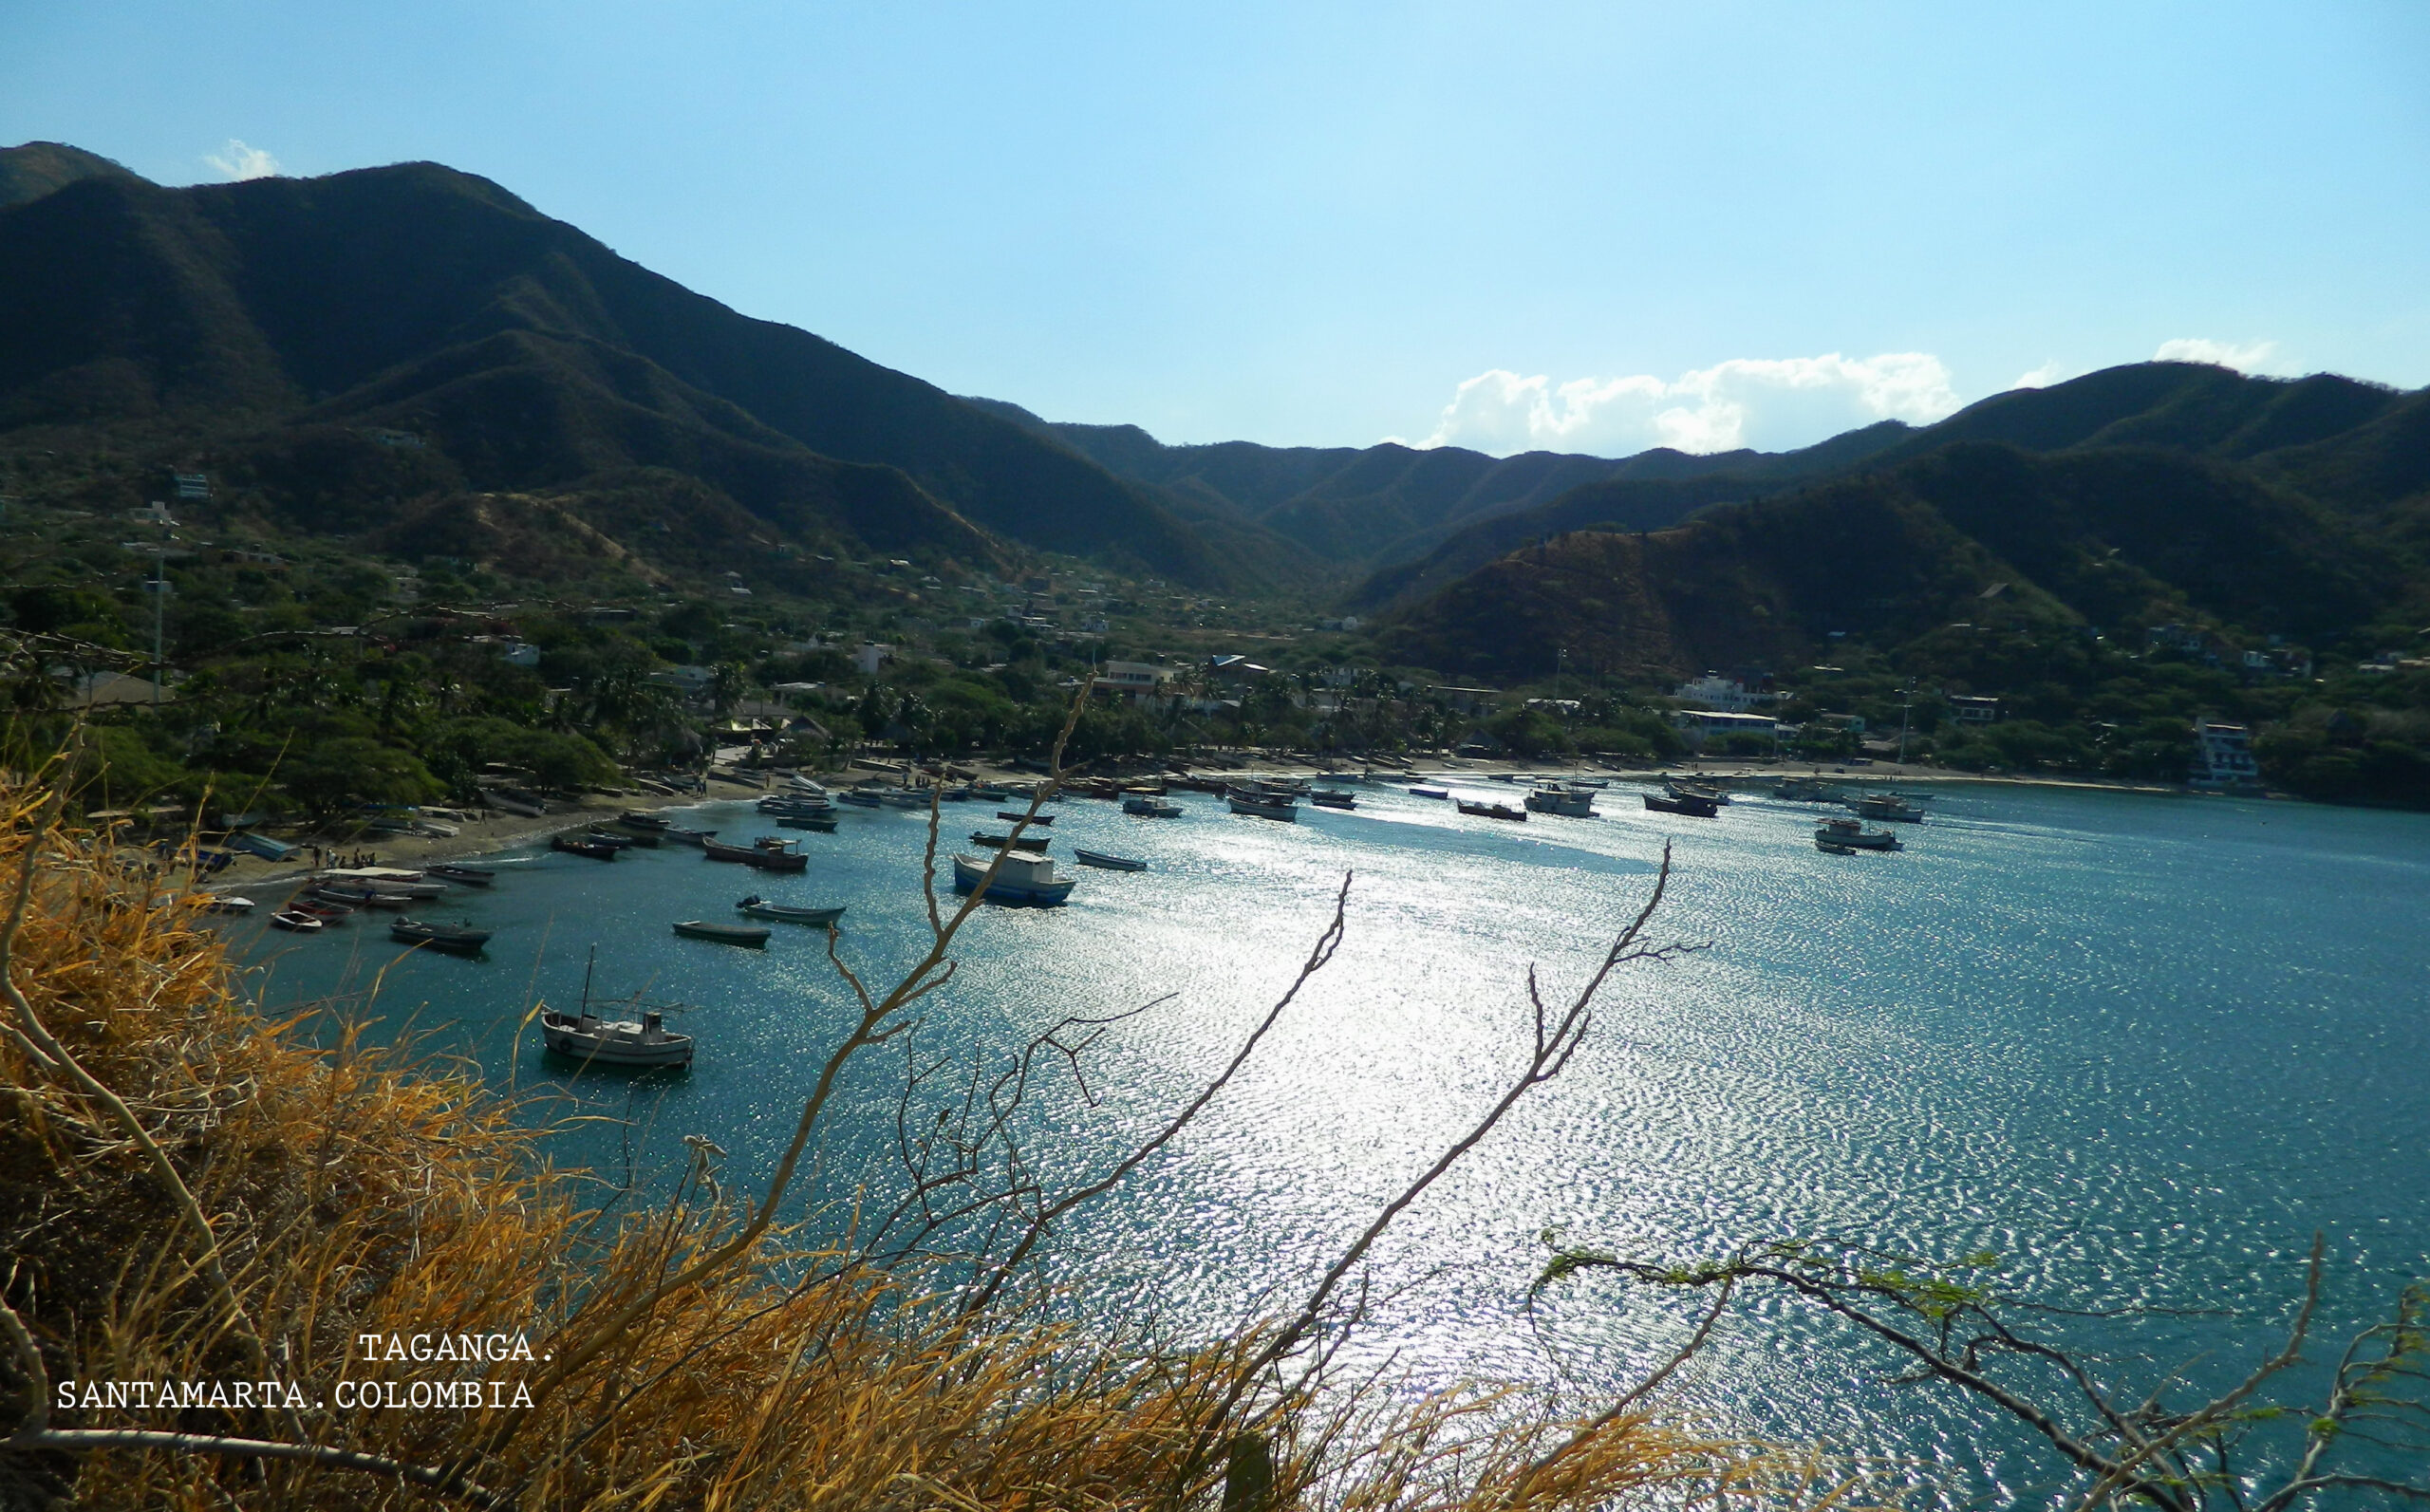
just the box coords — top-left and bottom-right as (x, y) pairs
(197, 755), (2251, 902)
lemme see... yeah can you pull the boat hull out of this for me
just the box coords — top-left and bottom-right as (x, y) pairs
(1074, 849), (1148, 870)
(1226, 796), (1298, 821)
(1641, 794), (1718, 817)
(738, 901), (845, 926)
(950, 854), (1075, 905)
(672, 921), (770, 946)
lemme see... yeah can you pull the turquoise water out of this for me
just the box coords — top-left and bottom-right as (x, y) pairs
(229, 782), (2430, 1504)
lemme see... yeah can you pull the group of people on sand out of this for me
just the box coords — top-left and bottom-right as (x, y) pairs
(307, 846), (380, 869)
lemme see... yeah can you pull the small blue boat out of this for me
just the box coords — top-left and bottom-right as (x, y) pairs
(952, 851), (1075, 905)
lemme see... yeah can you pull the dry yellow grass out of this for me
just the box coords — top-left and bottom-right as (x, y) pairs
(0, 767), (1872, 1511)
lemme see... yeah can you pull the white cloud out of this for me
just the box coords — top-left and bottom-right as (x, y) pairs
(1418, 352), (1961, 457)
(203, 140), (282, 181)
(2011, 360), (2070, 389)
(2153, 337), (2278, 373)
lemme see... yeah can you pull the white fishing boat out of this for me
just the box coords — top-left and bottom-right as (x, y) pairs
(539, 1006), (694, 1068)
(268, 908), (324, 932)
(1523, 783), (1598, 817)
(1816, 816), (1902, 850)
(1849, 792), (1928, 823)
(951, 850), (1075, 905)
(1122, 795), (1183, 817)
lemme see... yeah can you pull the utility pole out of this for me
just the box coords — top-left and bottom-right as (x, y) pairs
(1896, 684), (1914, 766)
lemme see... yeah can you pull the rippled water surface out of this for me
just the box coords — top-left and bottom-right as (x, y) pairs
(234, 782), (2430, 1503)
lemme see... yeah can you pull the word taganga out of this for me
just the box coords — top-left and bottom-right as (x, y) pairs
(358, 1331), (540, 1363)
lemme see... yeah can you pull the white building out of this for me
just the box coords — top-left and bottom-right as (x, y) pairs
(1670, 709), (1785, 749)
(1672, 674), (1766, 712)
(1095, 660), (1173, 702)
(852, 644), (893, 676)
(2191, 719), (2262, 789)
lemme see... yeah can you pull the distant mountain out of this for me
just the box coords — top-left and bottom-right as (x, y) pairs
(0, 141), (141, 210)
(0, 150), (1273, 587)
(968, 398), (1910, 569)
(1377, 364), (2429, 682)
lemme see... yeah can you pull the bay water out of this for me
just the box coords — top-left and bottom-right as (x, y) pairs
(229, 781), (2430, 1504)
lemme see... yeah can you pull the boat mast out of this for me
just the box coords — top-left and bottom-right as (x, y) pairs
(581, 945), (596, 1015)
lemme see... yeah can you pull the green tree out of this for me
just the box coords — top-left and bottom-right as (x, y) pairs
(281, 737), (442, 817)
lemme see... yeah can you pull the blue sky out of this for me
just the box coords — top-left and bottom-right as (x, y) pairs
(4, 2), (2425, 455)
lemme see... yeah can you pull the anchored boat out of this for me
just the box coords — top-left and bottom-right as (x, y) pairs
(540, 1007), (693, 1068)
(672, 919), (771, 947)
(1456, 799), (1527, 821)
(1524, 783), (1597, 817)
(1641, 793), (1720, 817)
(951, 850), (1075, 905)
(1225, 788), (1298, 821)
(736, 896), (845, 926)
(1816, 816), (1902, 850)
(390, 918), (494, 953)
(970, 831), (1051, 851)
(1073, 849), (1148, 871)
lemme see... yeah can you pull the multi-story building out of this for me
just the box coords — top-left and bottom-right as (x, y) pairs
(2191, 719), (2262, 791)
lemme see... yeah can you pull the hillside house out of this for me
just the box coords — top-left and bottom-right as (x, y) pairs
(1673, 673), (1769, 712)
(1094, 660), (1173, 704)
(2191, 719), (2262, 790)
(1947, 695), (2002, 724)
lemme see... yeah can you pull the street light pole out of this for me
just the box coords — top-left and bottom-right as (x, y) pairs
(1896, 685), (1914, 766)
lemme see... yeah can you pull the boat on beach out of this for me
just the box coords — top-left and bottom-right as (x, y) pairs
(310, 884), (408, 909)
(390, 918), (494, 953)
(672, 919), (771, 947)
(736, 896), (845, 926)
(1074, 849), (1148, 871)
(951, 850), (1076, 905)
